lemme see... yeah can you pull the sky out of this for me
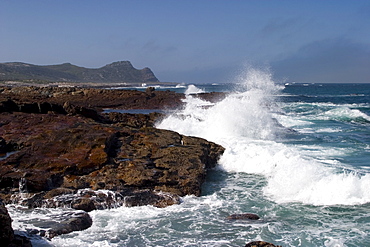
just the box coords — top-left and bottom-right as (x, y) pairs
(1, 0), (370, 84)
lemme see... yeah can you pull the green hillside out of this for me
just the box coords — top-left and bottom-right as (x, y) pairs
(0, 61), (159, 83)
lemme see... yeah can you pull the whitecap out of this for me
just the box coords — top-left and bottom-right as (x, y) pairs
(157, 67), (370, 206)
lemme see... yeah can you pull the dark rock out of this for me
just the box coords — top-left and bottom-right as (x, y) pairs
(0, 86), (225, 211)
(105, 112), (163, 128)
(245, 241), (282, 247)
(62, 101), (102, 121)
(145, 86), (156, 94)
(0, 199), (33, 246)
(0, 85), (228, 245)
(0, 137), (7, 154)
(195, 92), (227, 103)
(46, 212), (92, 239)
(71, 198), (96, 212)
(0, 86), (185, 111)
(8, 234), (33, 247)
(43, 188), (75, 199)
(0, 199), (14, 246)
(227, 213), (260, 220)
(19, 192), (46, 209)
(0, 111), (224, 203)
(8, 234), (32, 247)
(123, 190), (180, 208)
(0, 99), (19, 113)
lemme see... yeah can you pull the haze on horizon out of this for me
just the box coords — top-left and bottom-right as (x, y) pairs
(1, 0), (370, 84)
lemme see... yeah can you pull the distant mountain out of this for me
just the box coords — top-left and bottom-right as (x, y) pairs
(0, 61), (159, 83)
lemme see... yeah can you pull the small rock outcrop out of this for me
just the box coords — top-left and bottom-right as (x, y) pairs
(46, 212), (92, 239)
(245, 241), (282, 247)
(227, 213), (260, 220)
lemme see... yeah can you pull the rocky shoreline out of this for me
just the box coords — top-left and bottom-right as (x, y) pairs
(0, 86), (227, 244)
(0, 86), (280, 247)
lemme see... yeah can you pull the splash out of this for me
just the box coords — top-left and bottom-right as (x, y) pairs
(184, 84), (205, 94)
(158, 67), (280, 140)
(157, 67), (370, 206)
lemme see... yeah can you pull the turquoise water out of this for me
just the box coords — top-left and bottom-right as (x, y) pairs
(8, 72), (370, 246)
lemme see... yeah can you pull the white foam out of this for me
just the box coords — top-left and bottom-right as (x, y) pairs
(315, 127), (342, 133)
(323, 107), (370, 122)
(285, 102), (370, 123)
(157, 67), (370, 206)
(273, 113), (313, 128)
(324, 237), (347, 247)
(184, 84), (205, 94)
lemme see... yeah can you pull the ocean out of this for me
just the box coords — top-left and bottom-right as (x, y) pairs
(7, 68), (370, 246)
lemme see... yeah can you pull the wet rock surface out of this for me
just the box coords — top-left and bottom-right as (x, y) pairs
(245, 241), (282, 247)
(0, 199), (33, 247)
(7, 234), (33, 247)
(0, 112), (223, 205)
(46, 211), (92, 239)
(0, 199), (14, 246)
(227, 213), (260, 220)
(0, 86), (225, 239)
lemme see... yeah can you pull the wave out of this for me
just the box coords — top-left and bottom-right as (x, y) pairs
(157, 68), (370, 206)
(184, 84), (205, 94)
(281, 102), (370, 125)
(321, 107), (370, 123)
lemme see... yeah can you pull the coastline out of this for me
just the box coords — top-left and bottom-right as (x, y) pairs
(0, 80), (182, 89)
(0, 85), (225, 244)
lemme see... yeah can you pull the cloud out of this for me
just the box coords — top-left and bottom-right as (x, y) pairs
(272, 38), (370, 83)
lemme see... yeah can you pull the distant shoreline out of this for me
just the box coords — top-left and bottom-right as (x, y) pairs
(0, 80), (183, 88)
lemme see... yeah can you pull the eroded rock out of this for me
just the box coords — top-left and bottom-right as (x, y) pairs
(245, 241), (282, 247)
(0, 108), (224, 208)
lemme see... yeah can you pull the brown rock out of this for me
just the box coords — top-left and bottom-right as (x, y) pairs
(0, 86), (185, 111)
(123, 190), (180, 208)
(105, 111), (163, 128)
(71, 198), (96, 212)
(0, 86), (225, 210)
(0, 113), (224, 207)
(245, 241), (282, 247)
(43, 188), (75, 199)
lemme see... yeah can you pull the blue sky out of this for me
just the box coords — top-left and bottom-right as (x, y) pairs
(1, 0), (370, 83)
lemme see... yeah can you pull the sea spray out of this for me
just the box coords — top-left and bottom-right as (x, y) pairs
(184, 84), (205, 94)
(157, 68), (370, 206)
(158, 68), (280, 141)
(7, 81), (370, 247)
